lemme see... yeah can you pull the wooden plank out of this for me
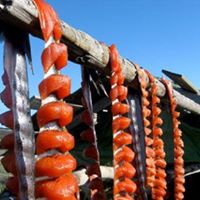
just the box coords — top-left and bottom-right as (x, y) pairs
(30, 95), (41, 110)
(0, 128), (12, 139)
(0, 0), (200, 115)
(74, 166), (113, 186)
(30, 95), (83, 110)
(162, 69), (200, 94)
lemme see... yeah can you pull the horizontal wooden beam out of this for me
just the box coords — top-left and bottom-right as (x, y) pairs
(0, 0), (200, 115)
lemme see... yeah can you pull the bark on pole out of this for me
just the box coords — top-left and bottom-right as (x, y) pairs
(0, 0), (200, 114)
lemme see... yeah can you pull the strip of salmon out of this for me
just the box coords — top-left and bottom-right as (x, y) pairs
(33, 0), (62, 42)
(39, 74), (71, 99)
(0, 85), (12, 108)
(0, 133), (14, 149)
(113, 132), (132, 147)
(161, 79), (185, 200)
(114, 178), (137, 194)
(41, 42), (67, 73)
(37, 101), (73, 128)
(109, 45), (136, 200)
(115, 146), (135, 163)
(1, 151), (17, 175)
(145, 70), (167, 200)
(36, 130), (74, 154)
(112, 117), (131, 133)
(115, 161), (136, 179)
(33, 0), (79, 199)
(80, 129), (95, 143)
(36, 174), (78, 200)
(111, 102), (129, 115)
(35, 153), (77, 177)
(80, 66), (106, 200)
(136, 65), (156, 189)
(0, 110), (14, 129)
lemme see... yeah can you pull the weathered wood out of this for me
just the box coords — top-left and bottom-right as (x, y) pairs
(0, 0), (157, 88)
(162, 69), (200, 94)
(74, 166), (113, 186)
(0, 0), (200, 115)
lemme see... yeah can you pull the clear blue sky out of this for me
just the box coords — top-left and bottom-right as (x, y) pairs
(1, 0), (200, 113)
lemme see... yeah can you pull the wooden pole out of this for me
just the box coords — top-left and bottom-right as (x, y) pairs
(0, 0), (200, 114)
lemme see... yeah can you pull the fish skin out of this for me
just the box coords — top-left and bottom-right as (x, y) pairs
(127, 93), (148, 200)
(80, 66), (106, 199)
(1, 30), (35, 199)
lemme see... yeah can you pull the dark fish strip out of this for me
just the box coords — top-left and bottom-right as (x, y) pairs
(81, 66), (106, 199)
(127, 92), (148, 200)
(2, 30), (35, 200)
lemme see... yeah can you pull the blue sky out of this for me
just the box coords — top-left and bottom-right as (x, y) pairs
(1, 0), (200, 113)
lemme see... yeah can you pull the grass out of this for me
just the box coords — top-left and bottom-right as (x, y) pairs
(0, 164), (9, 194)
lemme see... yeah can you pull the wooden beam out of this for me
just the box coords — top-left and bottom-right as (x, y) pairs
(162, 69), (200, 94)
(0, 128), (12, 139)
(0, 0), (200, 115)
(74, 166), (113, 186)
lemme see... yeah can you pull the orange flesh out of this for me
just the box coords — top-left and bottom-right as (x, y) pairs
(36, 130), (75, 154)
(33, 0), (78, 199)
(36, 174), (78, 200)
(33, 0), (62, 42)
(41, 43), (67, 73)
(115, 146), (135, 163)
(110, 44), (136, 199)
(112, 117), (131, 133)
(37, 101), (73, 128)
(113, 132), (132, 147)
(115, 161), (136, 179)
(111, 103), (129, 115)
(39, 74), (71, 100)
(114, 178), (137, 194)
(35, 154), (77, 177)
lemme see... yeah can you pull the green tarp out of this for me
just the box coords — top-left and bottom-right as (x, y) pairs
(72, 109), (200, 166)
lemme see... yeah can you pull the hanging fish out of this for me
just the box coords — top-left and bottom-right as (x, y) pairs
(135, 65), (156, 190)
(80, 67), (106, 200)
(0, 26), (35, 199)
(161, 79), (185, 200)
(32, 0), (79, 199)
(145, 70), (167, 200)
(109, 45), (137, 200)
(127, 91), (148, 200)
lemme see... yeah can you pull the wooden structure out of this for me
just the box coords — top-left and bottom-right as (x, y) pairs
(1, 1), (200, 199)
(0, 0), (200, 115)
